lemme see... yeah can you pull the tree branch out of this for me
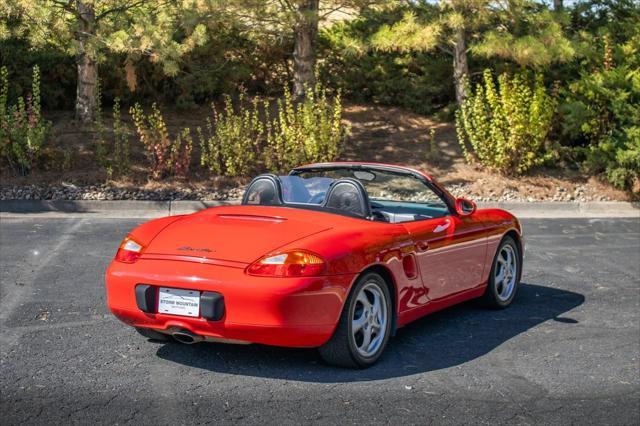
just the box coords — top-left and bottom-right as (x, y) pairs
(49, 0), (76, 15)
(319, 5), (359, 20)
(95, 0), (148, 22)
(277, 0), (295, 13)
(437, 44), (453, 56)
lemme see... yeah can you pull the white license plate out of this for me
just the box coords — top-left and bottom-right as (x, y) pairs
(157, 287), (200, 317)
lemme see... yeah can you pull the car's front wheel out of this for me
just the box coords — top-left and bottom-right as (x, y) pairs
(319, 272), (392, 368)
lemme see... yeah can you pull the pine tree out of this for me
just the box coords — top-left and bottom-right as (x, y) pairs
(231, 0), (376, 99)
(1, 0), (208, 122)
(370, 0), (574, 106)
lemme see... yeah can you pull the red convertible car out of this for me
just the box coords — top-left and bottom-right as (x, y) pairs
(106, 162), (523, 367)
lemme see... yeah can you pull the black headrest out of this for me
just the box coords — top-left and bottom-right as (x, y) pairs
(241, 174), (283, 206)
(323, 178), (372, 218)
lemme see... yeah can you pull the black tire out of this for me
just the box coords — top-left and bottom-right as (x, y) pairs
(318, 272), (393, 368)
(135, 327), (172, 342)
(481, 236), (521, 309)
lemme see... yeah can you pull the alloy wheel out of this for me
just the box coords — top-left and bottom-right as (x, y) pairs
(351, 282), (388, 358)
(495, 244), (517, 302)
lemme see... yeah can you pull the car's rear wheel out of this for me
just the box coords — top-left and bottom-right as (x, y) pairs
(482, 236), (521, 308)
(319, 272), (392, 368)
(135, 327), (172, 342)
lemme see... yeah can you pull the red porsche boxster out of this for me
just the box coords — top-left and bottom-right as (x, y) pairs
(105, 162), (523, 367)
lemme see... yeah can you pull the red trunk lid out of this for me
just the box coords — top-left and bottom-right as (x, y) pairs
(144, 206), (332, 263)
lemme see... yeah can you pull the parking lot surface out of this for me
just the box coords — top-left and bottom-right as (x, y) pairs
(1, 217), (639, 425)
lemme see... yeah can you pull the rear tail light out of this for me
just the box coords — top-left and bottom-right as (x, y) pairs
(115, 237), (144, 263)
(246, 250), (325, 277)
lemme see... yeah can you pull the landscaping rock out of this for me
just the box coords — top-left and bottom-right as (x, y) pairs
(0, 184), (246, 202)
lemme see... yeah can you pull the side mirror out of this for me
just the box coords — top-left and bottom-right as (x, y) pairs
(455, 197), (476, 216)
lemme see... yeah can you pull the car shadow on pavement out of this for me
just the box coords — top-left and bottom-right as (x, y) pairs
(156, 283), (584, 382)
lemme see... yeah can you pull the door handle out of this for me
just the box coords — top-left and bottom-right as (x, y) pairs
(416, 241), (429, 252)
(433, 220), (450, 233)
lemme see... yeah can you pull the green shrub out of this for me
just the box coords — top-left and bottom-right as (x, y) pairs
(171, 127), (193, 178)
(94, 90), (130, 178)
(265, 84), (346, 174)
(456, 69), (556, 175)
(130, 103), (171, 179)
(601, 129), (640, 190)
(560, 33), (640, 191)
(130, 103), (192, 179)
(426, 128), (438, 162)
(0, 65), (50, 175)
(199, 84), (347, 177)
(199, 94), (263, 177)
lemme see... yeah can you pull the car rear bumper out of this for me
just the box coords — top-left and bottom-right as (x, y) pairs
(105, 258), (356, 348)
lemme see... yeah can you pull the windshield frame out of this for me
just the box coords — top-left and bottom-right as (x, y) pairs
(289, 163), (456, 216)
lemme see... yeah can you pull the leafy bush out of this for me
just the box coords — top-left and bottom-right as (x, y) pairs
(94, 89), (131, 178)
(170, 127), (193, 178)
(130, 103), (191, 179)
(130, 103), (171, 179)
(199, 94), (263, 177)
(601, 128), (640, 191)
(199, 84), (346, 177)
(264, 84), (346, 174)
(0, 65), (50, 175)
(456, 69), (556, 175)
(560, 32), (640, 191)
(425, 128), (438, 162)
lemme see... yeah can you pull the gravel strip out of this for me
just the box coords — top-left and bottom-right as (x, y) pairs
(0, 184), (245, 201)
(445, 183), (614, 202)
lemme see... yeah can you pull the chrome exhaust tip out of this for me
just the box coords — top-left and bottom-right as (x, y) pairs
(172, 330), (203, 344)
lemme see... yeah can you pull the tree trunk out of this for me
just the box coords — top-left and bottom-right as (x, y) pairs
(553, 0), (563, 11)
(292, 0), (319, 100)
(453, 27), (469, 106)
(75, 1), (98, 123)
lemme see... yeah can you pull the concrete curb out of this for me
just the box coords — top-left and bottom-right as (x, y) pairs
(0, 199), (638, 219)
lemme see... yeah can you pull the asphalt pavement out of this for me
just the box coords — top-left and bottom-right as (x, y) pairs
(0, 216), (638, 425)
